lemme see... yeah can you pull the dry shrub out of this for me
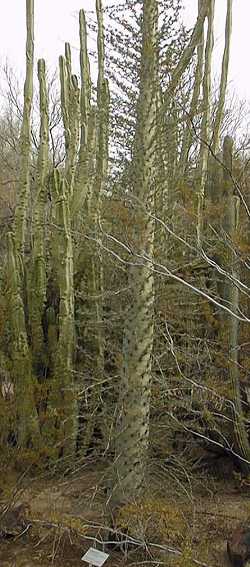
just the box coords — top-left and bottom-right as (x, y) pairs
(167, 544), (194, 567)
(115, 497), (188, 545)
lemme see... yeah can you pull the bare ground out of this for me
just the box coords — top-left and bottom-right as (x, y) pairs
(0, 462), (249, 567)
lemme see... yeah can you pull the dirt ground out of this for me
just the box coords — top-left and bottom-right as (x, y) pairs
(0, 461), (249, 567)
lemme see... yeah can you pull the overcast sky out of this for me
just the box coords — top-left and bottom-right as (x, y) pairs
(0, 1), (249, 101)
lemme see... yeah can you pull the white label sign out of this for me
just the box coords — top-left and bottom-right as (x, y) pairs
(81, 548), (109, 567)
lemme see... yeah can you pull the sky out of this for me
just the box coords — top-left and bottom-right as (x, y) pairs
(0, 1), (249, 102)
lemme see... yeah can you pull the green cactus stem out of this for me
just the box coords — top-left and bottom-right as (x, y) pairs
(14, 0), (34, 257)
(7, 233), (41, 447)
(30, 59), (49, 367)
(49, 170), (77, 458)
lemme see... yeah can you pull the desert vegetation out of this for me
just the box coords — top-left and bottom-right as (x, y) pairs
(0, 1), (250, 566)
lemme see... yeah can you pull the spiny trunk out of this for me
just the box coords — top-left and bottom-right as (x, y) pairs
(111, 0), (158, 508)
(154, 90), (169, 261)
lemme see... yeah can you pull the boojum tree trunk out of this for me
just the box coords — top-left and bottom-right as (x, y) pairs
(111, 0), (158, 508)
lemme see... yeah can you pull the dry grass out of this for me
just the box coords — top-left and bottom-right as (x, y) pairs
(0, 463), (249, 567)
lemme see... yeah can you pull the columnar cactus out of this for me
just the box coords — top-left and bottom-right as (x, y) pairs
(197, 0), (215, 246)
(79, 9), (91, 134)
(72, 9), (95, 222)
(14, 0), (34, 257)
(164, 0), (207, 100)
(7, 0), (41, 447)
(45, 6), (108, 456)
(77, 0), (110, 454)
(49, 170), (77, 457)
(30, 59), (49, 366)
(59, 48), (80, 199)
(179, 0), (205, 177)
(95, 0), (110, 194)
(212, 0), (232, 154)
(7, 233), (40, 446)
(221, 137), (250, 474)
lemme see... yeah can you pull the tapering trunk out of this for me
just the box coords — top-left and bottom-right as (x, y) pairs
(154, 90), (169, 261)
(111, 0), (158, 507)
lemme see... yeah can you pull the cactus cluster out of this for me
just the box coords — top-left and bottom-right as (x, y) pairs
(4, 0), (109, 458)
